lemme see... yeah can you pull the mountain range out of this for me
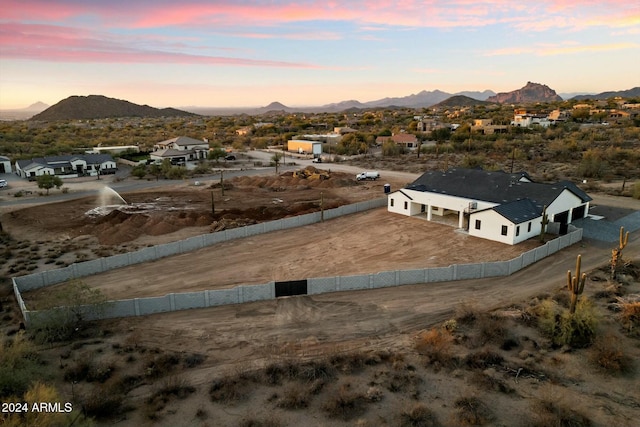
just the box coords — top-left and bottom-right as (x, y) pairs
(4, 84), (638, 121)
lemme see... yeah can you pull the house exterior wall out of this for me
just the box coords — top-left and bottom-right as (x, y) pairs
(547, 190), (587, 223)
(469, 210), (540, 245)
(287, 140), (321, 155)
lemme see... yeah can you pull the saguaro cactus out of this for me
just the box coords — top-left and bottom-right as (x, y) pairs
(567, 254), (587, 314)
(539, 205), (549, 243)
(611, 226), (629, 279)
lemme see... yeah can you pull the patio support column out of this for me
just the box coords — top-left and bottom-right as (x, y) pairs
(458, 210), (464, 229)
(427, 205), (432, 221)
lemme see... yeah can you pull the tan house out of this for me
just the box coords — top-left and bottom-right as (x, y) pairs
(376, 133), (419, 149)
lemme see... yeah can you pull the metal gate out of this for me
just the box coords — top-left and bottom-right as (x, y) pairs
(275, 279), (308, 297)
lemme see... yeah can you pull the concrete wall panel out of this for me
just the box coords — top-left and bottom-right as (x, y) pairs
(72, 259), (104, 278)
(14, 274), (44, 292)
(399, 269), (426, 285)
(323, 207), (342, 221)
(102, 299), (136, 319)
(547, 238), (560, 255)
(130, 246), (157, 264)
(105, 253), (130, 270)
(44, 266), (75, 288)
(225, 227), (245, 241)
(207, 288), (239, 306)
(308, 277), (336, 295)
(509, 257), (523, 274)
(372, 271), (396, 288)
(181, 236), (205, 252)
(427, 266), (454, 283)
(203, 231), (226, 246)
(240, 283), (273, 302)
(156, 241), (181, 258)
(535, 245), (549, 262)
(558, 234), (572, 249)
(483, 261), (509, 277)
(175, 291), (206, 310)
(455, 263), (483, 280)
(570, 229), (582, 245)
(522, 249), (537, 268)
(244, 223), (264, 237)
(338, 274), (369, 291)
(138, 295), (171, 315)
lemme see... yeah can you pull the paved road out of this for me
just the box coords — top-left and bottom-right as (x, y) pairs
(574, 210), (640, 243)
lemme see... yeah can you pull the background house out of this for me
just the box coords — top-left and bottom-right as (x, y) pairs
(0, 156), (11, 174)
(150, 136), (209, 165)
(15, 154), (116, 180)
(388, 168), (591, 245)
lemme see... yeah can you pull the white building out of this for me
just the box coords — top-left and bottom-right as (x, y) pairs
(0, 156), (11, 174)
(150, 136), (209, 164)
(388, 168), (591, 245)
(14, 154), (117, 180)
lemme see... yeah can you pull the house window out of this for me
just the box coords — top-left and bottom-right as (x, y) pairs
(404, 201), (408, 210)
(516, 226), (520, 236)
(475, 220), (481, 230)
(501, 225), (508, 236)
(390, 198), (394, 207)
(528, 222), (532, 232)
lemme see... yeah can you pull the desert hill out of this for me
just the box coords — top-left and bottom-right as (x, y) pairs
(487, 82), (563, 104)
(571, 87), (640, 101)
(30, 95), (197, 121)
(432, 95), (492, 109)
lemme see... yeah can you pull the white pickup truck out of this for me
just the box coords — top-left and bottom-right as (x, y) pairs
(356, 171), (380, 181)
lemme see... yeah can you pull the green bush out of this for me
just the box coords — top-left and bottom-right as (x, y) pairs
(534, 298), (598, 348)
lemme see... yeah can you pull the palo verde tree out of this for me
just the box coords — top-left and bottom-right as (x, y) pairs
(271, 152), (282, 174)
(35, 174), (63, 195)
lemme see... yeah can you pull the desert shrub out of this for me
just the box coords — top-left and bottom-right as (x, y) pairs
(615, 295), (640, 336)
(82, 384), (126, 419)
(399, 403), (440, 427)
(589, 335), (634, 375)
(144, 376), (195, 420)
(263, 361), (299, 385)
(144, 352), (181, 378)
(463, 350), (504, 370)
(209, 375), (250, 403)
(0, 332), (47, 398)
(322, 383), (368, 421)
(469, 371), (515, 394)
(64, 355), (114, 383)
(276, 383), (311, 409)
(183, 352), (206, 368)
(297, 359), (336, 383)
(238, 415), (284, 427)
(633, 181), (640, 199)
(453, 396), (495, 426)
(533, 298), (598, 348)
(527, 399), (592, 427)
(415, 328), (456, 370)
(455, 303), (480, 324)
(330, 351), (368, 374)
(471, 314), (509, 347)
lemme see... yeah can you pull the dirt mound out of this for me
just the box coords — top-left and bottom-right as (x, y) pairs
(210, 218), (258, 232)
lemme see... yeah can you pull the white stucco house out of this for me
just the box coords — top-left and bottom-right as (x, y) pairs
(150, 136), (209, 165)
(388, 168), (591, 245)
(0, 156), (11, 174)
(15, 154), (117, 180)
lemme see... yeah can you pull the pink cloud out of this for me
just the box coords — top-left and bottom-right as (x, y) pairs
(0, 22), (319, 68)
(3, 0), (636, 32)
(484, 41), (639, 56)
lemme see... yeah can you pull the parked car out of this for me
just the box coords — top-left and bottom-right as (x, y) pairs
(225, 155), (236, 161)
(0, 179), (7, 188)
(312, 157), (322, 163)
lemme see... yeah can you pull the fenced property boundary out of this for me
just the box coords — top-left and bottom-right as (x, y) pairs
(12, 200), (582, 326)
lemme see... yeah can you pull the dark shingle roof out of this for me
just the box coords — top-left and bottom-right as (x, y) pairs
(492, 199), (540, 224)
(407, 168), (591, 215)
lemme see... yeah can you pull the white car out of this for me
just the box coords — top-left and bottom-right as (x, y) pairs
(0, 179), (7, 188)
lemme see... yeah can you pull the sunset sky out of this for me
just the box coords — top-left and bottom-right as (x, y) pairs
(1, 0), (639, 109)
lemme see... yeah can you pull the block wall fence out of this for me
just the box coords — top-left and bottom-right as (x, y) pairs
(12, 199), (582, 326)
